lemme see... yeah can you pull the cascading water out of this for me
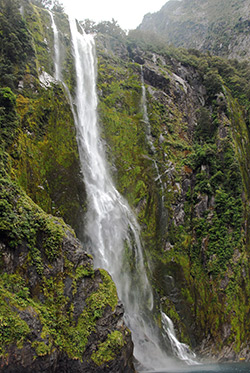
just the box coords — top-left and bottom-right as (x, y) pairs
(161, 313), (198, 366)
(49, 9), (198, 370)
(140, 66), (199, 366)
(141, 66), (156, 154)
(68, 18), (167, 369)
(48, 10), (61, 81)
(141, 66), (165, 197)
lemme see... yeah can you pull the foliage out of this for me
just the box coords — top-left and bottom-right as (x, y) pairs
(31, 0), (64, 12)
(0, 174), (121, 362)
(0, 87), (19, 148)
(195, 107), (215, 143)
(0, 0), (35, 89)
(204, 70), (223, 98)
(0, 0), (250, 361)
(0, 175), (65, 264)
(91, 331), (125, 366)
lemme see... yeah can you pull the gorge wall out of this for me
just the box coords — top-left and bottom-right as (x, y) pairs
(95, 26), (250, 360)
(0, 0), (134, 371)
(1, 0), (250, 370)
(139, 0), (250, 60)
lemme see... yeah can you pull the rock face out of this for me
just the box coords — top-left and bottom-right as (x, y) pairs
(0, 177), (134, 372)
(2, 0), (250, 368)
(139, 0), (250, 60)
(96, 26), (250, 362)
(0, 2), (135, 371)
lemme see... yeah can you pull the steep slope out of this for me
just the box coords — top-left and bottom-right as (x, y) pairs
(0, 175), (133, 372)
(95, 26), (250, 360)
(0, 0), (134, 371)
(139, 0), (250, 60)
(2, 0), (250, 368)
(0, 0), (86, 238)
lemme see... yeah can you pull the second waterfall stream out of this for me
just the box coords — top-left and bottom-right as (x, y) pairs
(50, 9), (198, 371)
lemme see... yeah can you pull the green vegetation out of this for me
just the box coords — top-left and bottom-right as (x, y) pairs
(1, 0), (250, 365)
(91, 330), (125, 366)
(0, 173), (122, 362)
(0, 0), (85, 233)
(0, 87), (19, 148)
(138, 0), (250, 59)
(96, 20), (250, 355)
(0, 0), (35, 89)
(0, 0), (128, 369)
(0, 246), (119, 361)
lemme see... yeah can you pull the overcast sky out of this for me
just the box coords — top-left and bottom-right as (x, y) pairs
(61, 0), (169, 30)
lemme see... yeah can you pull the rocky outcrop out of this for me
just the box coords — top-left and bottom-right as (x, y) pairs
(0, 177), (134, 373)
(139, 0), (250, 60)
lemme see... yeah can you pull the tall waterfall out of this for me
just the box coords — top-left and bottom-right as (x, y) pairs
(49, 9), (197, 370)
(48, 10), (61, 81)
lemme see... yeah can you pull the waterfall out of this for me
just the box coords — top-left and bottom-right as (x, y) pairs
(161, 313), (198, 366)
(49, 9), (198, 370)
(141, 66), (199, 366)
(141, 66), (155, 151)
(48, 10), (61, 81)
(141, 66), (165, 196)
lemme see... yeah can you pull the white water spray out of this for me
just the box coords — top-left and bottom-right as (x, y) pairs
(48, 10), (61, 81)
(49, 10), (198, 370)
(68, 19), (166, 369)
(161, 312), (199, 366)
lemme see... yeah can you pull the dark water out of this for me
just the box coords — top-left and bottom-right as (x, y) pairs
(142, 362), (250, 373)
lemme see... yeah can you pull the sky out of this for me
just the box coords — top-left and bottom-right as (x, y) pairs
(61, 0), (170, 31)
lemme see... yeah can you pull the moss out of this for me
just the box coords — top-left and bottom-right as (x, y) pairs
(31, 341), (52, 357)
(75, 265), (94, 280)
(54, 269), (119, 360)
(11, 82), (86, 234)
(21, 2), (54, 76)
(0, 301), (30, 357)
(0, 205), (120, 362)
(91, 330), (125, 366)
(0, 176), (66, 266)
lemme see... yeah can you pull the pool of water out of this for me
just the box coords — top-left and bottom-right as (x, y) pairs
(141, 362), (250, 373)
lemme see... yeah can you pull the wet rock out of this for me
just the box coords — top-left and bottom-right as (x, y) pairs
(173, 203), (185, 225)
(0, 197), (134, 372)
(218, 124), (228, 139)
(164, 241), (174, 251)
(182, 178), (191, 196)
(143, 67), (170, 94)
(134, 55), (145, 64)
(195, 195), (208, 218)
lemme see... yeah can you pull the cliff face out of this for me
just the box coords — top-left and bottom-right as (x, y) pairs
(95, 27), (250, 360)
(139, 0), (250, 60)
(1, 0), (250, 368)
(0, 0), (86, 239)
(0, 176), (134, 372)
(0, 0), (134, 371)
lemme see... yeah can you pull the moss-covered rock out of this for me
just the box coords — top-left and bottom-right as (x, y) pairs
(0, 175), (134, 372)
(95, 28), (250, 361)
(2, 0), (250, 366)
